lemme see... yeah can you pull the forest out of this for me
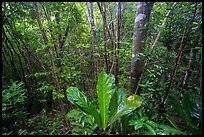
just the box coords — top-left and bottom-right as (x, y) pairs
(2, 2), (202, 135)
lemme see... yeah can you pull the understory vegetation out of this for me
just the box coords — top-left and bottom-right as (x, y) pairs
(2, 2), (202, 135)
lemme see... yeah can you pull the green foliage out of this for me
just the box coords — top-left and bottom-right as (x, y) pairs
(108, 94), (142, 127)
(27, 109), (62, 135)
(2, 80), (28, 121)
(129, 109), (187, 135)
(2, 1), (202, 135)
(163, 113), (180, 130)
(96, 69), (115, 131)
(66, 109), (97, 135)
(2, 80), (28, 135)
(66, 86), (101, 129)
(18, 129), (28, 135)
(2, 127), (13, 135)
(169, 92), (202, 135)
(67, 69), (142, 134)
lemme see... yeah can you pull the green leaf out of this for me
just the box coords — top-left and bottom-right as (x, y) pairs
(66, 87), (102, 130)
(96, 69), (115, 131)
(109, 90), (118, 119)
(108, 94), (142, 126)
(121, 114), (132, 134)
(67, 87), (89, 111)
(71, 122), (81, 127)
(183, 92), (192, 124)
(145, 120), (158, 128)
(163, 113), (180, 130)
(109, 88), (127, 118)
(169, 93), (184, 120)
(66, 109), (81, 120)
(144, 123), (156, 135)
(130, 119), (144, 130)
(159, 124), (187, 135)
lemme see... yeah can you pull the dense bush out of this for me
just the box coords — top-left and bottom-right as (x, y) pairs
(2, 80), (28, 135)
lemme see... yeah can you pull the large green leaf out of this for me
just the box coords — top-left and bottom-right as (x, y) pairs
(109, 88), (129, 134)
(66, 87), (102, 129)
(109, 88), (127, 118)
(96, 69), (115, 131)
(108, 94), (142, 126)
(109, 90), (118, 119)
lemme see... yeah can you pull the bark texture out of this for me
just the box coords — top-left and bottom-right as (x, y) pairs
(130, 2), (154, 94)
(114, 2), (121, 86)
(97, 2), (109, 72)
(86, 2), (98, 88)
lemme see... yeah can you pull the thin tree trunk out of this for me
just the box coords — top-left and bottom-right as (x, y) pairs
(162, 27), (187, 107)
(179, 48), (194, 99)
(114, 2), (121, 86)
(5, 14), (47, 72)
(108, 2), (116, 75)
(2, 29), (19, 80)
(41, 3), (61, 65)
(34, 2), (66, 115)
(162, 2), (197, 105)
(200, 52), (202, 97)
(2, 49), (10, 67)
(97, 2), (109, 72)
(130, 2), (154, 94)
(55, 12), (62, 49)
(54, 10), (70, 104)
(86, 2), (98, 89)
(60, 24), (69, 49)
(3, 42), (18, 80)
(4, 21), (38, 86)
(41, 3), (69, 105)
(149, 2), (178, 55)
(3, 32), (26, 84)
(34, 2), (61, 93)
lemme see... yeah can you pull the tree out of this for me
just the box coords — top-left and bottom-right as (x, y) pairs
(33, 2), (64, 114)
(130, 2), (154, 94)
(113, 2), (121, 86)
(86, 2), (98, 88)
(97, 2), (110, 73)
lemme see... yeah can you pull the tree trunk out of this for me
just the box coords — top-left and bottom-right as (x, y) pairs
(86, 2), (98, 88)
(3, 23), (38, 86)
(162, 2), (197, 105)
(3, 30), (26, 84)
(114, 2), (121, 86)
(41, 3), (61, 64)
(130, 2), (154, 94)
(41, 3), (69, 105)
(97, 2), (109, 72)
(34, 2), (65, 115)
(179, 48), (194, 99)
(34, 2), (61, 93)
(2, 49), (10, 67)
(200, 52), (202, 97)
(2, 28), (19, 81)
(108, 3), (116, 75)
